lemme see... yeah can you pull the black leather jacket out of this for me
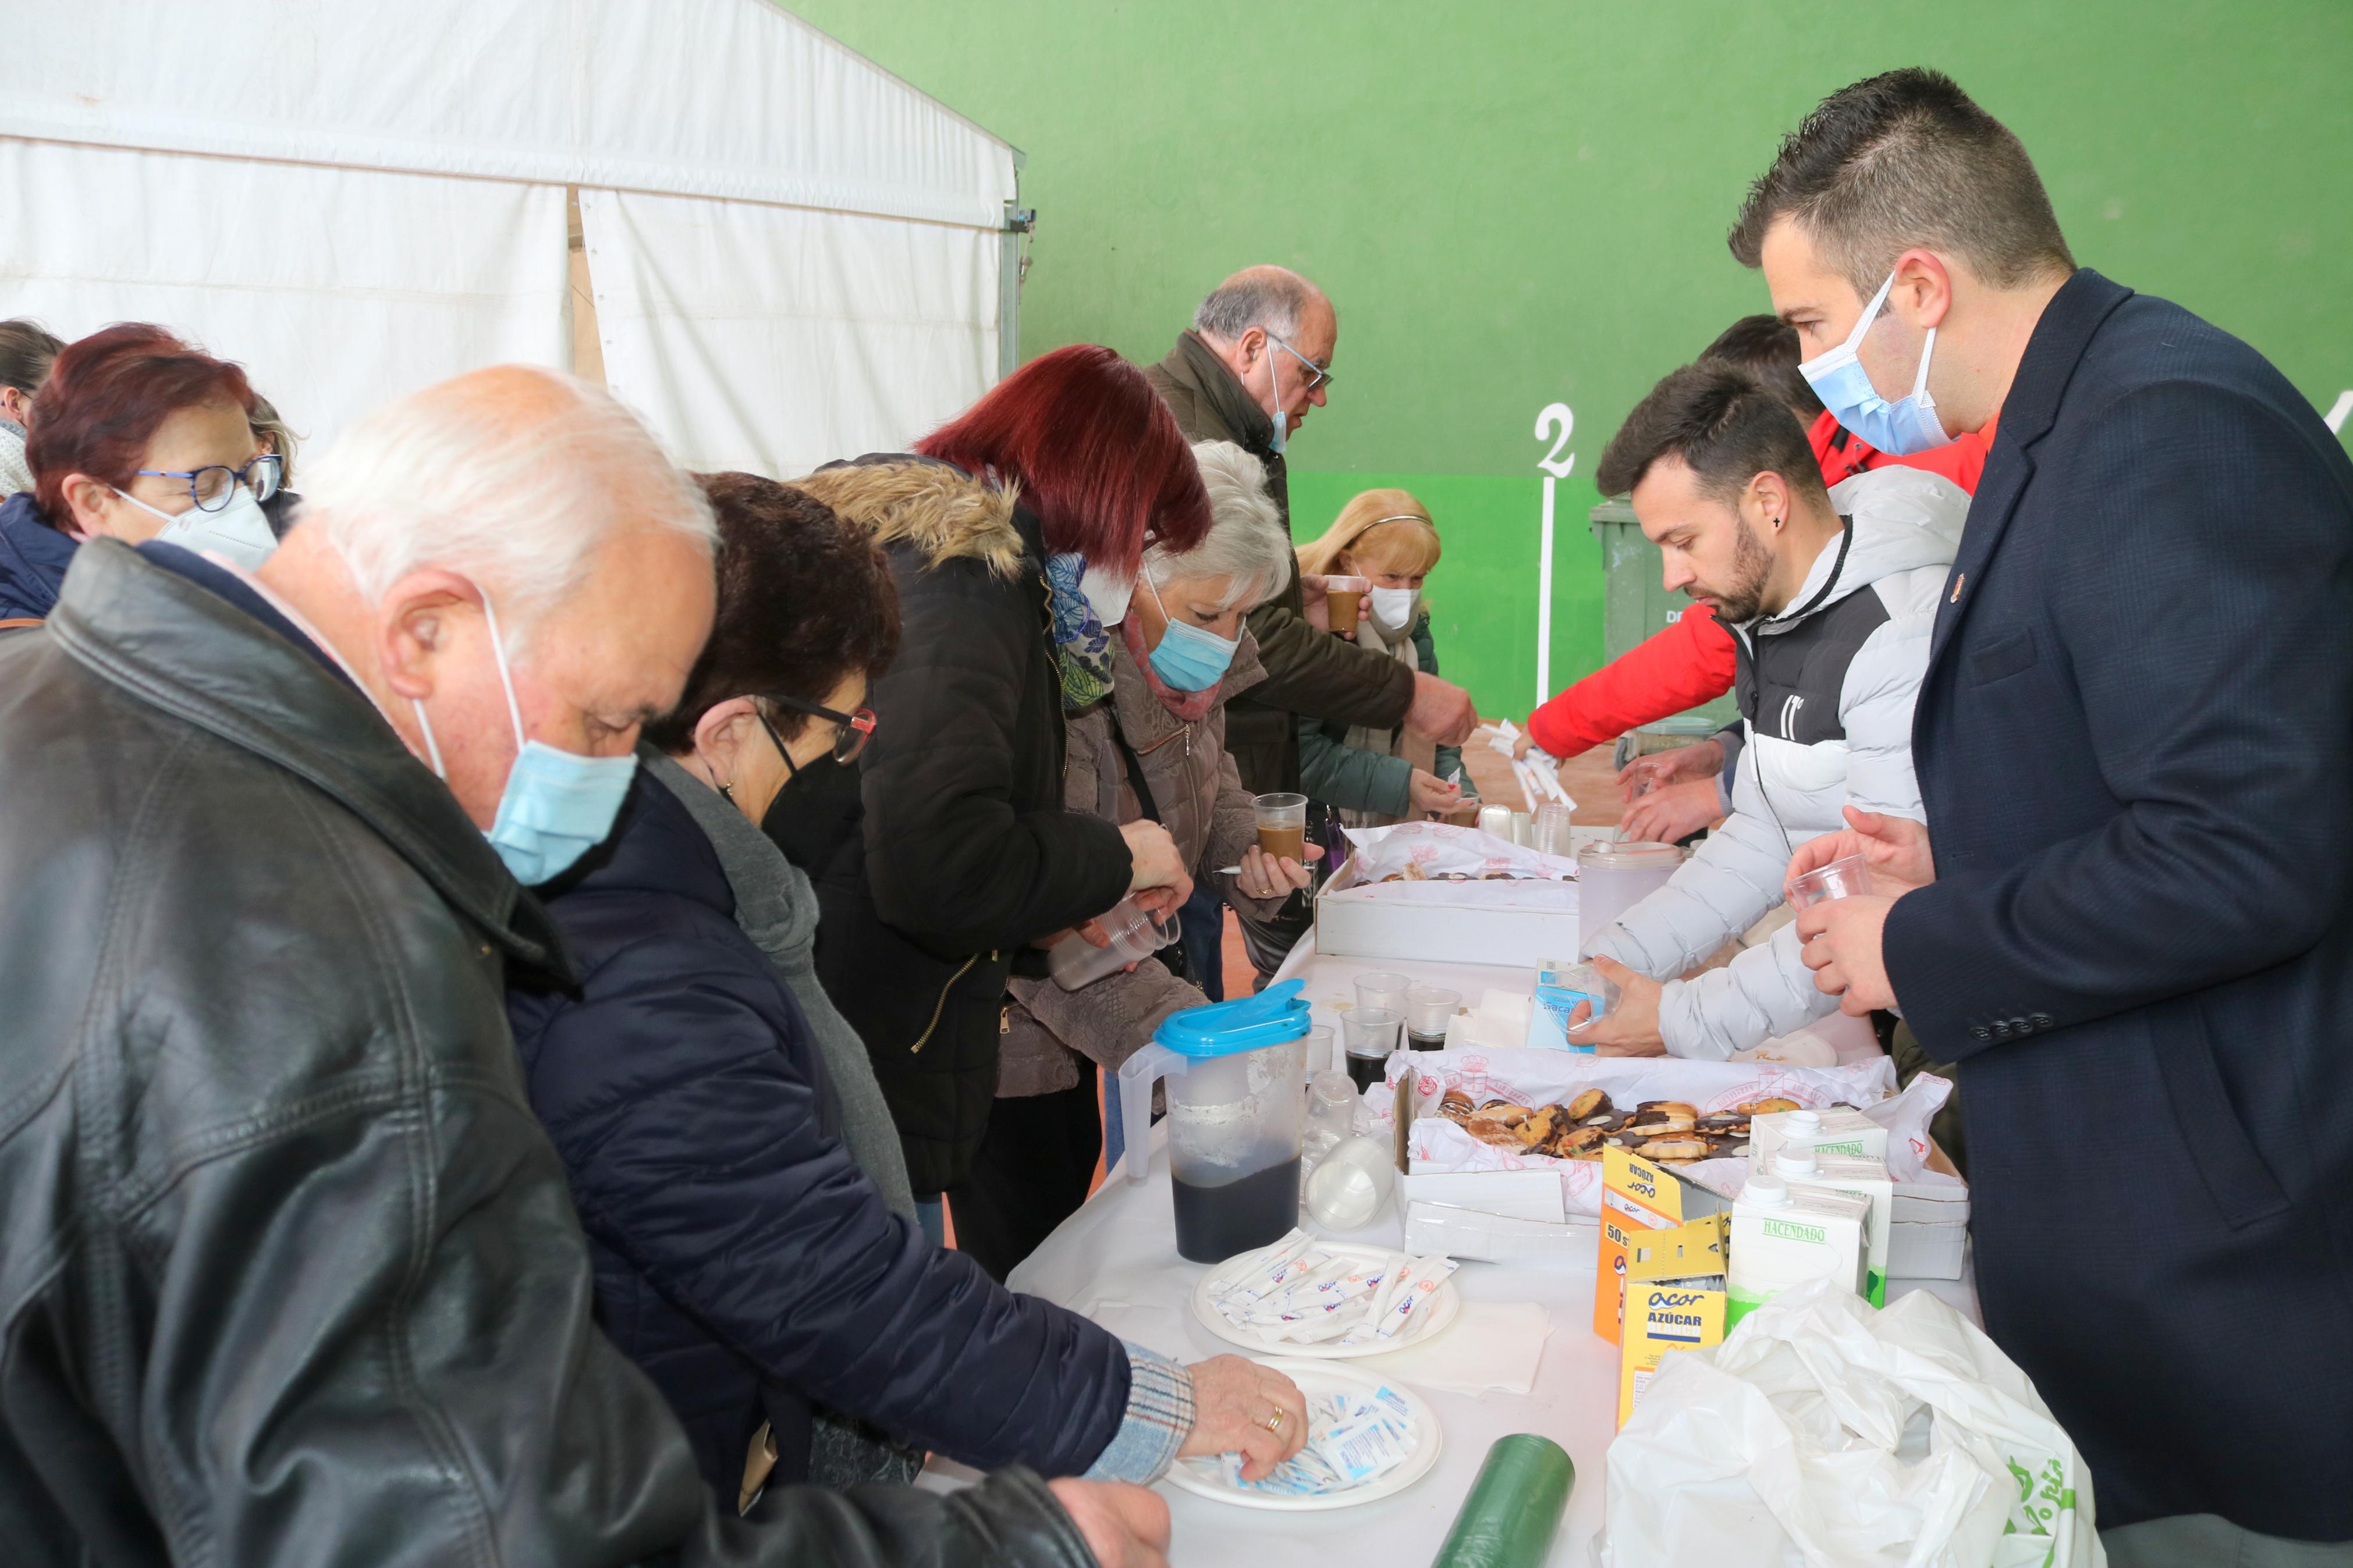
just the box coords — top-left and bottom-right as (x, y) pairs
(0, 539), (1094, 1568)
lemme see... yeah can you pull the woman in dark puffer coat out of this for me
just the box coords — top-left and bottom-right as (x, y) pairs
(505, 474), (1305, 1508)
(776, 346), (1215, 1238)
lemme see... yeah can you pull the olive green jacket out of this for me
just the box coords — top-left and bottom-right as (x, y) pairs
(1144, 332), (1414, 794)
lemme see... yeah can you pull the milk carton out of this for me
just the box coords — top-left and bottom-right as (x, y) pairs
(1773, 1146), (1893, 1307)
(1727, 1172), (1869, 1329)
(1525, 960), (1614, 1052)
(1748, 1107), (1887, 1171)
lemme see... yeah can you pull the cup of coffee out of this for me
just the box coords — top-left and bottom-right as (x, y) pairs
(1403, 986), (1461, 1050)
(1252, 791), (1309, 863)
(1321, 575), (1370, 634)
(1341, 1007), (1403, 1091)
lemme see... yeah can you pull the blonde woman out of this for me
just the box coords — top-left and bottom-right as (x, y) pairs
(1294, 489), (1475, 826)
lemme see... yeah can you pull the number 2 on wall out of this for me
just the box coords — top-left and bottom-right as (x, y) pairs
(1534, 402), (1576, 478)
(1531, 402), (1575, 707)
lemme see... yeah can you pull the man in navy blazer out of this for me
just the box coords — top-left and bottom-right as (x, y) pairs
(1741, 70), (2353, 1565)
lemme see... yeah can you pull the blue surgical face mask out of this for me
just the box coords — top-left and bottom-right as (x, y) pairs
(1798, 269), (1954, 457)
(116, 482), (281, 571)
(410, 592), (638, 885)
(1262, 339), (1287, 456)
(1144, 574), (1238, 691)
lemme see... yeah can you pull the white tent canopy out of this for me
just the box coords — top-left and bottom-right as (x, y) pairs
(0, 0), (1019, 476)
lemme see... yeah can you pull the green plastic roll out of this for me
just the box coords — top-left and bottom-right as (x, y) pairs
(1429, 1434), (1575, 1568)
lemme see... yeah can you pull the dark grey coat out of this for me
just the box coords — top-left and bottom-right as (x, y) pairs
(0, 538), (1092, 1568)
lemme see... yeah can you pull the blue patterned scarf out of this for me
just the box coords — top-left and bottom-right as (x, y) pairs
(1044, 552), (1116, 710)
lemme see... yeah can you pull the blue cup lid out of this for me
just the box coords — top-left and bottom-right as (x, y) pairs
(1155, 977), (1311, 1058)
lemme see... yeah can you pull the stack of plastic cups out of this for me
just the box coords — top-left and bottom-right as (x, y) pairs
(1046, 897), (1180, 990)
(1533, 801), (1574, 858)
(1300, 1069), (1358, 1186)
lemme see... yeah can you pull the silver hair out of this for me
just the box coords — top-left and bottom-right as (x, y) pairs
(1192, 269), (1314, 344)
(301, 367), (714, 655)
(1145, 441), (1294, 611)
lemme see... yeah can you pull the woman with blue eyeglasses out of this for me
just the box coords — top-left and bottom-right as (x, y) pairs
(0, 324), (283, 628)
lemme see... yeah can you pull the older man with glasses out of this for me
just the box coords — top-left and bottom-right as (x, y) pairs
(1147, 265), (1479, 986)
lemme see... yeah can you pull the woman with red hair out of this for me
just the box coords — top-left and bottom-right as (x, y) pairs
(0, 325), (283, 626)
(773, 345), (1213, 1246)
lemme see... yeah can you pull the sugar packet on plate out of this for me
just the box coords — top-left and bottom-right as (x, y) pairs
(1217, 1385), (1417, 1496)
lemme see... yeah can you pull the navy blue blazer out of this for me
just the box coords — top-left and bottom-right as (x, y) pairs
(506, 769), (1128, 1496)
(1886, 269), (2353, 1538)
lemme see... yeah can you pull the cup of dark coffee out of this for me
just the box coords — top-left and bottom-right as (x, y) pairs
(1341, 1007), (1402, 1091)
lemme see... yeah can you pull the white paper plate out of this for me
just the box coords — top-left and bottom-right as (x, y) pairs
(1190, 1240), (1461, 1359)
(1163, 1358), (1442, 1511)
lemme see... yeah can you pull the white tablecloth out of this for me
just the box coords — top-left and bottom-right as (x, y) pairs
(924, 945), (1977, 1566)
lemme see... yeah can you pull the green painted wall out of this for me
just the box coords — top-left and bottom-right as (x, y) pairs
(789, 0), (2353, 717)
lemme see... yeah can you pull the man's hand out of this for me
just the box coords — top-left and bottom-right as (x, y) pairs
(1235, 842), (1321, 901)
(1406, 673), (1478, 746)
(1619, 777), (1721, 845)
(1046, 1479), (1172, 1568)
(1795, 894), (1899, 1014)
(1122, 820), (1194, 910)
(1297, 573), (1332, 633)
(1786, 806), (1936, 899)
(1563, 954), (1667, 1057)
(1177, 1355), (1309, 1481)
(1618, 738), (1724, 800)
(1408, 769), (1463, 817)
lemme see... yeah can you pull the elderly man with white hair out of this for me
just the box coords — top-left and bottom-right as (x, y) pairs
(0, 365), (1161, 1568)
(1147, 268), (1479, 986)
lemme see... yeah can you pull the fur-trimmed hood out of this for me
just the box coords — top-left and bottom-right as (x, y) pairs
(791, 457), (1028, 579)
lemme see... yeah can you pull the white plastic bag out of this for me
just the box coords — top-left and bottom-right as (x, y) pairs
(1598, 1279), (2103, 1568)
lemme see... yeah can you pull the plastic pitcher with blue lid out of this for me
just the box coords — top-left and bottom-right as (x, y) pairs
(1119, 979), (1313, 1262)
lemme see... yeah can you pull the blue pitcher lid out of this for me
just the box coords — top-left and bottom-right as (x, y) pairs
(1154, 977), (1311, 1058)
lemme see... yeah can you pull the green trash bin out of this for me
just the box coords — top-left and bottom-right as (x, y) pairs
(1589, 497), (1738, 766)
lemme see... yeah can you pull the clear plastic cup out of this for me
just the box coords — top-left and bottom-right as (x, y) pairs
(1300, 1069), (1360, 1185)
(1046, 897), (1180, 991)
(1303, 1023), (1337, 1075)
(1252, 791), (1309, 864)
(1787, 853), (1873, 910)
(1355, 970), (1412, 1014)
(1476, 803), (1514, 840)
(1322, 574), (1370, 633)
(1534, 801), (1575, 857)
(1342, 1007), (1403, 1092)
(1403, 985), (1461, 1049)
(1305, 1135), (1396, 1230)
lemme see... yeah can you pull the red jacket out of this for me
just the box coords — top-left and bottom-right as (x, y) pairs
(1524, 415), (1996, 758)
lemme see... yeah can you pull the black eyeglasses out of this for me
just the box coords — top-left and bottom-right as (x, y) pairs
(134, 453), (282, 513)
(768, 693), (878, 765)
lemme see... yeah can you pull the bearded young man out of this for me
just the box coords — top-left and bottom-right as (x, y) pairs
(1562, 360), (1965, 1062)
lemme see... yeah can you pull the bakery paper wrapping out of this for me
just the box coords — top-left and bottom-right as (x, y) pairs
(1374, 1047), (1899, 1219)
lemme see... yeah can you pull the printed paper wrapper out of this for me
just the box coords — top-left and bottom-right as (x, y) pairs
(1329, 822), (1578, 912)
(1374, 1047), (1900, 1219)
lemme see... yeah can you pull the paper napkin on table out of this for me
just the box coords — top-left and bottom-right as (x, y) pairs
(1358, 1300), (1551, 1395)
